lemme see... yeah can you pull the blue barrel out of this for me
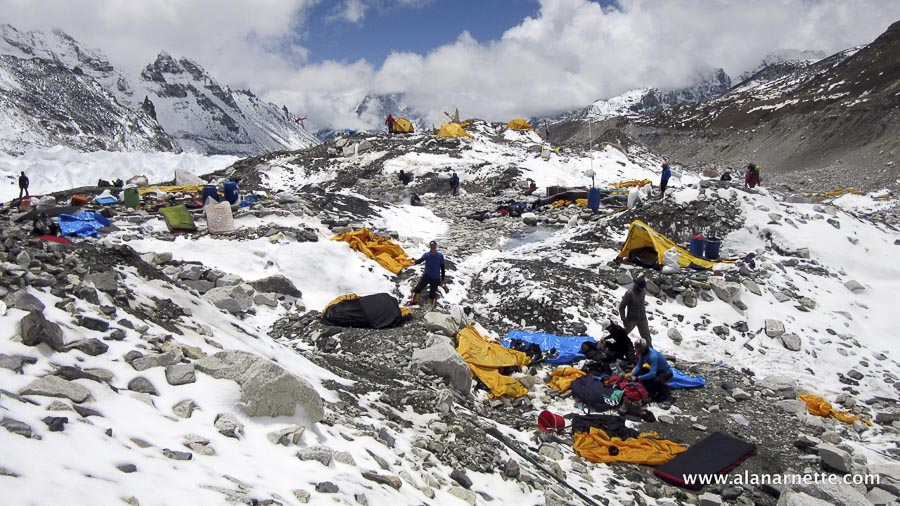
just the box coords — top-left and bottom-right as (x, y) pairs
(223, 181), (239, 204)
(689, 234), (705, 257)
(587, 188), (601, 211)
(201, 185), (219, 203)
(705, 237), (722, 260)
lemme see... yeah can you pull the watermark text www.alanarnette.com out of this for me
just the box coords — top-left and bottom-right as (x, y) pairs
(682, 471), (881, 487)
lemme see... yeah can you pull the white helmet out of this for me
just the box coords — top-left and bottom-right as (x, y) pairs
(601, 319), (612, 330)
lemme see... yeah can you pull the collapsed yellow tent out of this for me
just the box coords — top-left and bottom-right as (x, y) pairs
(391, 117), (414, 133)
(573, 428), (687, 465)
(436, 122), (472, 138)
(617, 220), (718, 270)
(456, 326), (530, 398)
(507, 118), (533, 130)
(331, 228), (414, 274)
(799, 394), (872, 426)
(548, 367), (586, 393)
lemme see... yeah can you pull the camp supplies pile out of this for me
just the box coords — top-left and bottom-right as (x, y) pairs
(654, 432), (757, 489)
(331, 228), (414, 274)
(321, 293), (411, 329)
(456, 326), (530, 399)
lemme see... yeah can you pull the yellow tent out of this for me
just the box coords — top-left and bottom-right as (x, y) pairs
(456, 326), (530, 398)
(331, 228), (415, 274)
(436, 122), (472, 138)
(391, 117), (414, 133)
(507, 118), (533, 130)
(610, 179), (652, 189)
(616, 220), (719, 270)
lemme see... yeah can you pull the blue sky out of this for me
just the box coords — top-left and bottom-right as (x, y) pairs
(303, 0), (544, 65)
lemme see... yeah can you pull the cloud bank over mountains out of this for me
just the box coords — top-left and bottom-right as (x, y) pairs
(3, 0), (899, 130)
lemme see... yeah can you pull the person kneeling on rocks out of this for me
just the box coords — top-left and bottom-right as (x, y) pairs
(627, 338), (673, 403)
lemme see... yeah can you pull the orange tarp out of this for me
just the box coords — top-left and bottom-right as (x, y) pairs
(456, 326), (530, 399)
(331, 228), (414, 275)
(799, 394), (871, 426)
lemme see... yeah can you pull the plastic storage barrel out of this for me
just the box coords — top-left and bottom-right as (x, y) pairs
(223, 181), (239, 204)
(587, 188), (601, 211)
(689, 234), (705, 257)
(201, 185), (219, 203)
(705, 237), (722, 260)
(123, 186), (139, 208)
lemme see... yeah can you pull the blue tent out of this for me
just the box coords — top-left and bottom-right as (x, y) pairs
(502, 330), (595, 365)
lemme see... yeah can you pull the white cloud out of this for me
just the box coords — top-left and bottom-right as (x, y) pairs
(1, 0), (898, 131)
(329, 0), (368, 24)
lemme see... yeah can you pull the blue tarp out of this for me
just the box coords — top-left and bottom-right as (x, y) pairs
(502, 330), (595, 364)
(669, 367), (706, 389)
(59, 212), (110, 238)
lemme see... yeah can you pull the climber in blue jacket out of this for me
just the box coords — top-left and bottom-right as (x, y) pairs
(627, 338), (673, 402)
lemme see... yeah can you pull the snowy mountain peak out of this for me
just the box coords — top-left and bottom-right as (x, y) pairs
(138, 50), (317, 155)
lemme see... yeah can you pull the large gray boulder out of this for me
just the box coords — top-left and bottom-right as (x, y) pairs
(411, 336), (472, 393)
(776, 491), (834, 506)
(250, 275), (302, 298)
(5, 290), (45, 312)
(19, 311), (66, 351)
(709, 278), (742, 303)
(20, 375), (90, 403)
(424, 312), (459, 337)
(816, 443), (852, 473)
(760, 375), (798, 399)
(782, 480), (871, 506)
(203, 285), (256, 314)
(195, 350), (323, 423)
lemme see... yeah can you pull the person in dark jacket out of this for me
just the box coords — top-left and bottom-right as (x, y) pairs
(18, 171), (29, 200)
(599, 319), (636, 364)
(619, 276), (652, 348)
(720, 168), (733, 182)
(398, 170), (412, 186)
(408, 240), (446, 308)
(449, 172), (460, 196)
(745, 163), (761, 188)
(659, 161), (671, 198)
(627, 338), (673, 402)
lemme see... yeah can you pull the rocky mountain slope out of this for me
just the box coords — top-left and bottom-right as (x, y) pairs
(1, 122), (898, 505)
(548, 20), (900, 194)
(0, 25), (178, 155)
(0, 24), (317, 157)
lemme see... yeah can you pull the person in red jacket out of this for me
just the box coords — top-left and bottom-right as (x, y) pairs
(745, 163), (761, 188)
(385, 114), (395, 134)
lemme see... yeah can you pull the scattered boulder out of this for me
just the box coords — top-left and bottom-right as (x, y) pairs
(165, 363), (196, 386)
(411, 337), (472, 393)
(249, 275), (302, 298)
(20, 375), (90, 403)
(816, 443), (852, 473)
(19, 310), (66, 351)
(214, 413), (244, 439)
(765, 320), (786, 338)
(195, 350), (324, 422)
(780, 333), (802, 351)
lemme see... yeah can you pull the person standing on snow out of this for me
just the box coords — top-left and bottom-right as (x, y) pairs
(659, 161), (672, 198)
(408, 240), (446, 309)
(449, 172), (460, 196)
(619, 276), (652, 348)
(18, 171), (30, 200)
(385, 114), (395, 134)
(745, 163), (761, 188)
